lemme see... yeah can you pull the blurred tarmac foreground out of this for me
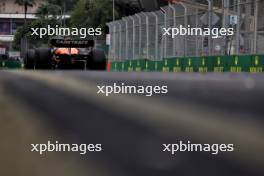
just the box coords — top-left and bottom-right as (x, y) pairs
(0, 70), (264, 176)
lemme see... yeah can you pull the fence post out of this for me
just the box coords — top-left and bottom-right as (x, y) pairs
(160, 7), (167, 58)
(142, 12), (149, 59)
(135, 14), (142, 59)
(152, 12), (159, 61)
(117, 21), (122, 60)
(236, 0), (241, 55)
(253, 0), (259, 54)
(169, 4), (177, 56)
(112, 23), (116, 61)
(222, 0), (229, 55)
(195, 8), (199, 56)
(123, 18), (129, 60)
(206, 0), (213, 56)
(129, 16), (136, 60)
(179, 2), (187, 57)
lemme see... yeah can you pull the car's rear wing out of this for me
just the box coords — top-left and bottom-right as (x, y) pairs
(50, 39), (95, 48)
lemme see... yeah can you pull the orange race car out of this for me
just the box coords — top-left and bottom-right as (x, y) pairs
(25, 38), (106, 70)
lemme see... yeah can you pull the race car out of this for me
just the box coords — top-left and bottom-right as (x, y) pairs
(24, 38), (106, 70)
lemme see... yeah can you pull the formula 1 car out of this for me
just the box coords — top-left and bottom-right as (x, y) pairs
(24, 38), (106, 70)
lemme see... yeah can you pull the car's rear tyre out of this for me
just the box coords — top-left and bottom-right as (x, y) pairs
(91, 49), (106, 70)
(35, 48), (52, 69)
(25, 49), (35, 69)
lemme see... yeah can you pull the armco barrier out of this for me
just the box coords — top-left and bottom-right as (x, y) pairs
(0, 60), (23, 69)
(109, 55), (264, 73)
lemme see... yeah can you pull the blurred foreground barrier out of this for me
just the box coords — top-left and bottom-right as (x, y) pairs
(0, 60), (23, 69)
(109, 55), (264, 73)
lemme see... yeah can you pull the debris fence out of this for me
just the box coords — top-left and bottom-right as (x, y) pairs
(107, 0), (264, 61)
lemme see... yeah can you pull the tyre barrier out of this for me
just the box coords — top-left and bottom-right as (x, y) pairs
(109, 55), (264, 73)
(0, 60), (23, 69)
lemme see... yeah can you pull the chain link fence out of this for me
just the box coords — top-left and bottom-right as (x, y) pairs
(107, 0), (264, 61)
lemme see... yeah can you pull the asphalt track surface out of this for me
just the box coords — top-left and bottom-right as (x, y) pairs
(0, 71), (264, 176)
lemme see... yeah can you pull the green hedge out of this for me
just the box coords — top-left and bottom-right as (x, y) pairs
(110, 55), (264, 73)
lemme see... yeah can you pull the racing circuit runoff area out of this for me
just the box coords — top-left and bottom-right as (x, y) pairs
(1, 1), (264, 176)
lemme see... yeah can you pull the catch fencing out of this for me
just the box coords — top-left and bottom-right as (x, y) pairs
(107, 0), (264, 61)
